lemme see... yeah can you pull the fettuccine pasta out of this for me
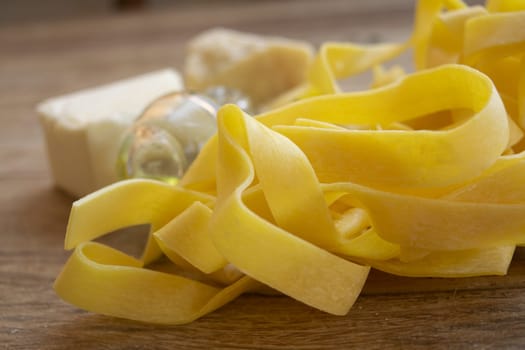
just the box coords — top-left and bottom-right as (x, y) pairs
(55, 0), (525, 324)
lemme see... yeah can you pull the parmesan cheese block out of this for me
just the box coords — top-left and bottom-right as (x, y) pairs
(37, 69), (184, 197)
(184, 28), (314, 107)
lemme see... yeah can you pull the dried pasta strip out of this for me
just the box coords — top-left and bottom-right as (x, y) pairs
(210, 104), (370, 315)
(367, 245), (515, 277)
(333, 207), (369, 239)
(54, 241), (258, 324)
(243, 103), (341, 248)
(335, 228), (400, 261)
(304, 42), (407, 97)
(264, 65), (508, 189)
(519, 57), (525, 128)
(463, 11), (525, 66)
(445, 153), (525, 204)
(179, 136), (219, 193)
(243, 102), (399, 258)
(425, 6), (488, 68)
(65, 179), (214, 264)
(323, 181), (525, 251)
(412, 0), (468, 69)
(371, 65), (406, 88)
(487, 0), (525, 12)
(154, 201), (228, 274)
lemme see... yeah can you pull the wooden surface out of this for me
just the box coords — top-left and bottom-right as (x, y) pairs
(2, 0), (524, 348)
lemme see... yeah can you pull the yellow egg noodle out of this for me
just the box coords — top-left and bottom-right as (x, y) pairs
(54, 0), (525, 324)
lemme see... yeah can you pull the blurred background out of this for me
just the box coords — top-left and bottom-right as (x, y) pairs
(1, 0), (418, 25)
(1, 0), (483, 26)
(1, 0), (425, 96)
(1, 0), (206, 25)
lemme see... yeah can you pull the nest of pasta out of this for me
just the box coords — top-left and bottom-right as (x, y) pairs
(55, 0), (525, 324)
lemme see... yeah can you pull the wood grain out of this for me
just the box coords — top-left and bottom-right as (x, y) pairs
(1, 1), (524, 349)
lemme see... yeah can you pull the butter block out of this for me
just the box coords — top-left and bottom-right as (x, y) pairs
(184, 28), (314, 107)
(37, 69), (184, 197)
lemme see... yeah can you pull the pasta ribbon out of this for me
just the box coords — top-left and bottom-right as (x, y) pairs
(264, 65), (508, 190)
(55, 242), (259, 324)
(55, 0), (525, 324)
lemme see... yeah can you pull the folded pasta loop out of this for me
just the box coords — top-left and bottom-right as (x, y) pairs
(210, 105), (370, 315)
(54, 242), (258, 324)
(263, 65), (509, 190)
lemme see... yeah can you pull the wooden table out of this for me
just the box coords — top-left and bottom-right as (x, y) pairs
(2, 0), (524, 348)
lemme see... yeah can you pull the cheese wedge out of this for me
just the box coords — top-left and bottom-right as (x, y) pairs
(184, 28), (314, 107)
(37, 69), (184, 197)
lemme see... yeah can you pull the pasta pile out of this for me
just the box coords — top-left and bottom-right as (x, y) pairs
(55, 0), (525, 324)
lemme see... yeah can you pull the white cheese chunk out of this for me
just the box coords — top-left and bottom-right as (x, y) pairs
(37, 69), (184, 197)
(184, 28), (314, 106)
